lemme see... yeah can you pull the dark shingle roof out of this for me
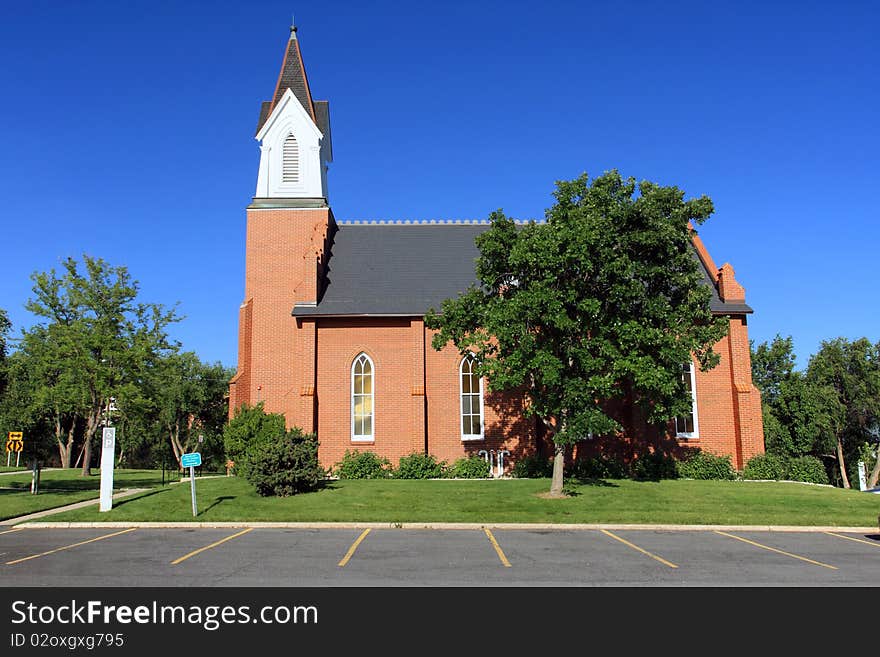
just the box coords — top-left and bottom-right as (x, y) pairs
(294, 224), (485, 316)
(292, 223), (752, 317)
(256, 31), (316, 135)
(314, 100), (332, 160)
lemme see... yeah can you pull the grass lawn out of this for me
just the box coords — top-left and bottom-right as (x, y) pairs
(0, 466), (30, 473)
(0, 469), (174, 522)
(40, 475), (880, 527)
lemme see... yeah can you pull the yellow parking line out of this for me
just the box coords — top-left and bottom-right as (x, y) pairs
(0, 527), (25, 536)
(600, 529), (678, 568)
(338, 529), (371, 567)
(715, 531), (837, 570)
(6, 528), (137, 565)
(484, 529), (512, 567)
(171, 528), (253, 565)
(824, 531), (880, 549)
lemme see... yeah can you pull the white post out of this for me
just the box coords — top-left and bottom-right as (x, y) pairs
(16, 451), (20, 467)
(190, 466), (197, 516)
(99, 427), (116, 512)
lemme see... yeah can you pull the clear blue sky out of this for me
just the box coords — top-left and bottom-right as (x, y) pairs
(1, 0), (876, 370)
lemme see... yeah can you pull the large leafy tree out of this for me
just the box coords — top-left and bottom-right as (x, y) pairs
(806, 337), (880, 488)
(149, 351), (233, 468)
(751, 334), (797, 408)
(12, 327), (88, 467)
(751, 335), (836, 461)
(426, 171), (728, 495)
(24, 255), (179, 476)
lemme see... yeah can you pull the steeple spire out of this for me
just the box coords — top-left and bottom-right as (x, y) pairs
(254, 20), (317, 137)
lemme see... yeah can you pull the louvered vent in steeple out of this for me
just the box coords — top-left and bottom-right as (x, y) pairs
(282, 133), (300, 183)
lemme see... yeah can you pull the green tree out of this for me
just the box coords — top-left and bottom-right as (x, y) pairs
(768, 372), (837, 459)
(806, 337), (880, 488)
(24, 255), (179, 476)
(150, 351), (233, 468)
(751, 334), (796, 408)
(12, 327), (87, 468)
(0, 308), (11, 406)
(426, 171), (728, 496)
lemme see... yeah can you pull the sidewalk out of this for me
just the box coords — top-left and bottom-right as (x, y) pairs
(5, 488), (149, 524)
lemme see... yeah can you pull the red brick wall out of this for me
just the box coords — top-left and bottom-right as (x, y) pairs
(229, 207), (331, 418)
(688, 316), (764, 468)
(313, 318), (416, 470)
(300, 319), (535, 474)
(424, 329), (534, 475)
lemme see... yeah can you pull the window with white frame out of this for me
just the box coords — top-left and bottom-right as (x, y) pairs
(460, 355), (484, 441)
(674, 361), (699, 438)
(282, 133), (300, 183)
(351, 353), (374, 441)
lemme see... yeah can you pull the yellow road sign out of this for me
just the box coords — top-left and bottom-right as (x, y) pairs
(5, 432), (23, 453)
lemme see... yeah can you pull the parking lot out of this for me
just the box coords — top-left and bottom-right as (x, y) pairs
(1, 524), (878, 586)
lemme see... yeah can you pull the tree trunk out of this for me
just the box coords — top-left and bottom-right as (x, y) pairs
(169, 420), (184, 466)
(867, 447), (880, 490)
(81, 408), (101, 477)
(549, 442), (566, 496)
(54, 416), (74, 469)
(836, 435), (850, 489)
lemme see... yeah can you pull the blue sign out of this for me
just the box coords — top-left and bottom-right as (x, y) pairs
(181, 452), (202, 468)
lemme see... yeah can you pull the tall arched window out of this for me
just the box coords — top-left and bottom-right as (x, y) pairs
(351, 353), (374, 441)
(282, 133), (300, 183)
(674, 361), (699, 439)
(460, 355), (484, 441)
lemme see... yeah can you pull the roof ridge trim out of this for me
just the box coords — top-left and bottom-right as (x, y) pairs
(336, 218), (542, 225)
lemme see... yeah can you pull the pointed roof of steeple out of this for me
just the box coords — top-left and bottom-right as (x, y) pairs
(255, 19), (319, 135)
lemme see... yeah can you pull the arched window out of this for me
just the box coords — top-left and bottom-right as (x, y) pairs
(674, 361), (699, 439)
(351, 353), (374, 441)
(460, 355), (484, 441)
(282, 133), (300, 183)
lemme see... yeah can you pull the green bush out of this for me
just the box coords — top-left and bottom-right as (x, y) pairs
(446, 455), (492, 479)
(333, 450), (391, 479)
(631, 452), (678, 481)
(223, 402), (287, 472)
(393, 452), (446, 479)
(786, 455), (829, 485)
(743, 453), (789, 480)
(675, 450), (736, 480)
(568, 455), (629, 480)
(242, 427), (323, 496)
(511, 454), (553, 479)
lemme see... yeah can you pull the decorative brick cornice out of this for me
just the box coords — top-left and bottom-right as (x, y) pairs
(717, 263), (746, 303)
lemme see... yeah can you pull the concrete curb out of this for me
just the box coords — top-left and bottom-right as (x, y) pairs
(10, 521), (878, 533)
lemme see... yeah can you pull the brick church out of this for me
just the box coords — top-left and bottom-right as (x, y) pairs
(228, 24), (765, 474)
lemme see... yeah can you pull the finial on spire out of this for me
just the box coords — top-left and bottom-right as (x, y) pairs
(290, 13), (298, 39)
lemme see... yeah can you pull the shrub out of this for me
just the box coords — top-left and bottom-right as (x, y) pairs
(223, 402), (287, 471)
(333, 450), (391, 479)
(511, 454), (553, 479)
(743, 453), (788, 480)
(786, 455), (829, 485)
(446, 455), (492, 479)
(676, 450), (736, 480)
(393, 452), (446, 479)
(568, 455), (629, 480)
(242, 427), (323, 496)
(631, 452), (678, 481)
